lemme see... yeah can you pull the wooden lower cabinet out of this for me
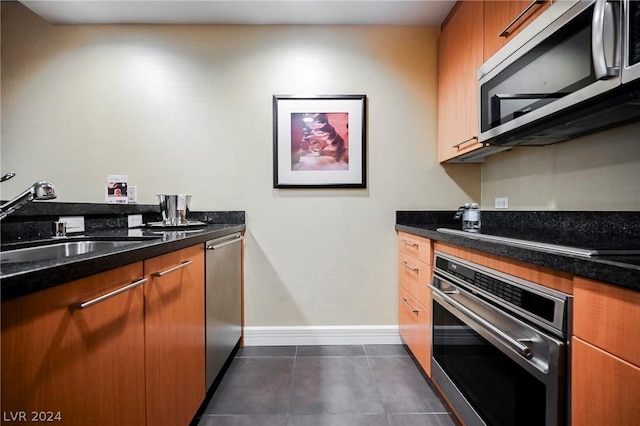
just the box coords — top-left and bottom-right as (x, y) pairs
(1, 244), (207, 426)
(398, 232), (433, 265)
(398, 252), (431, 309)
(397, 233), (433, 376)
(573, 277), (640, 366)
(571, 277), (640, 425)
(144, 245), (205, 426)
(398, 286), (431, 376)
(571, 337), (640, 425)
(1, 263), (146, 426)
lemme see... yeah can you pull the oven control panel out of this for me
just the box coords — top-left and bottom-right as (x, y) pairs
(433, 252), (570, 335)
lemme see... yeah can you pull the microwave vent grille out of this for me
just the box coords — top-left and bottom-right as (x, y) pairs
(489, 88), (640, 146)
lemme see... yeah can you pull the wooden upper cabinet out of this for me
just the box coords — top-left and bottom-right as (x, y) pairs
(483, 0), (551, 61)
(438, 0), (484, 163)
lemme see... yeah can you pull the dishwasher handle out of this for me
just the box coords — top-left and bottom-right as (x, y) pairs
(206, 233), (243, 250)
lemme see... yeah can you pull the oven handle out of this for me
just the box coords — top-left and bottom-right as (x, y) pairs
(431, 285), (533, 359)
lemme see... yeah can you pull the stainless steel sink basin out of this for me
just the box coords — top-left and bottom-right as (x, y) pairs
(0, 240), (146, 264)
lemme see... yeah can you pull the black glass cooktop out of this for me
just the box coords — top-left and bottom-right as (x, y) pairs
(436, 227), (640, 257)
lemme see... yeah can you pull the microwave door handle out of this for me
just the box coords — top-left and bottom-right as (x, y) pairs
(592, 0), (620, 79)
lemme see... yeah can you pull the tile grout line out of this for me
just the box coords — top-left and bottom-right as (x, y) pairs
(283, 345), (299, 421)
(363, 344), (393, 426)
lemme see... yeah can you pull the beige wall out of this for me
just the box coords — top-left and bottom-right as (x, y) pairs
(6, 2), (636, 329)
(1, 3), (480, 327)
(481, 122), (640, 211)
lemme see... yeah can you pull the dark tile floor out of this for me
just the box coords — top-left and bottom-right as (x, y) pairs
(196, 345), (458, 426)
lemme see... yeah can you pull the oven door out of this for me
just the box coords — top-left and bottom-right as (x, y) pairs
(430, 276), (567, 426)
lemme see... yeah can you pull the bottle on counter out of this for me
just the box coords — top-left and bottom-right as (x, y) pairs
(454, 203), (470, 230)
(463, 203), (481, 233)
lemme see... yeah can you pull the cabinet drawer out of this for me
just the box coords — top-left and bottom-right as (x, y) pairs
(573, 277), (640, 366)
(398, 232), (433, 265)
(398, 286), (431, 376)
(572, 337), (640, 425)
(398, 251), (432, 308)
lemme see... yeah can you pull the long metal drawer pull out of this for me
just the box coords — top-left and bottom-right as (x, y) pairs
(73, 278), (147, 309)
(401, 239), (418, 247)
(151, 260), (193, 277)
(452, 136), (478, 149)
(401, 261), (419, 272)
(440, 290), (532, 359)
(206, 235), (244, 250)
(401, 297), (420, 313)
(498, 0), (545, 37)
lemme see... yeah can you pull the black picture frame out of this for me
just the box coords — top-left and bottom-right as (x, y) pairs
(273, 94), (367, 188)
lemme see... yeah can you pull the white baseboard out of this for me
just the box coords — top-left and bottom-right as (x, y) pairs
(242, 325), (402, 346)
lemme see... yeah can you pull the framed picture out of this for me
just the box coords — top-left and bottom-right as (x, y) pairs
(273, 94), (367, 188)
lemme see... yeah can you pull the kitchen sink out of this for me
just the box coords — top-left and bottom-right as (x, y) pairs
(0, 240), (149, 264)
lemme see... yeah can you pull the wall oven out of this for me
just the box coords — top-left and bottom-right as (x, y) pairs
(478, 0), (640, 147)
(430, 252), (571, 426)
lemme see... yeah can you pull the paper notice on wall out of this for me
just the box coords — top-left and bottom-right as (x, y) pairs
(106, 174), (128, 204)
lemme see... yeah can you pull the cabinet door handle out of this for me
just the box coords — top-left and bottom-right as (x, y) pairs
(452, 136), (478, 149)
(206, 235), (244, 250)
(498, 0), (545, 37)
(401, 239), (418, 247)
(151, 260), (193, 277)
(401, 261), (419, 272)
(72, 278), (147, 309)
(401, 297), (420, 313)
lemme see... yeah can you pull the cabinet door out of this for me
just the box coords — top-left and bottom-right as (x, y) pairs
(573, 277), (640, 366)
(484, 0), (551, 61)
(398, 286), (431, 376)
(438, 0), (484, 163)
(1, 263), (146, 426)
(144, 245), (205, 426)
(572, 337), (640, 425)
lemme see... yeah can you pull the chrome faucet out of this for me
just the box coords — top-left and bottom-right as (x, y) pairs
(0, 180), (57, 220)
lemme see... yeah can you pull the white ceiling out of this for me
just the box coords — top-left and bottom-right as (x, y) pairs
(19, 0), (456, 26)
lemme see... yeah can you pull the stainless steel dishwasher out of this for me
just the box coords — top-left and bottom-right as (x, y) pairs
(205, 232), (243, 390)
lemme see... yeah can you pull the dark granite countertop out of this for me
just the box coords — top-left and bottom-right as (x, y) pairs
(396, 211), (640, 292)
(1, 204), (246, 301)
(1, 223), (246, 301)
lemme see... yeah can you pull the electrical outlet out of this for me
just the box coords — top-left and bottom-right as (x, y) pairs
(128, 214), (143, 228)
(495, 197), (509, 209)
(128, 186), (137, 203)
(59, 216), (85, 233)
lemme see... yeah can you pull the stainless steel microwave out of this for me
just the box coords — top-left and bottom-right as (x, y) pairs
(478, 0), (640, 147)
